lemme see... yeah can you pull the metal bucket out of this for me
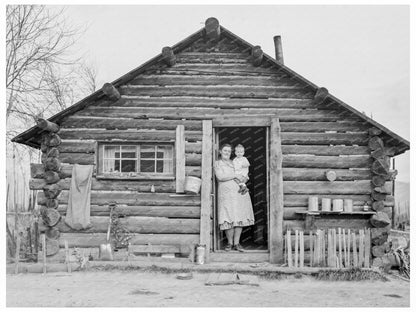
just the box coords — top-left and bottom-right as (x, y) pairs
(184, 176), (202, 194)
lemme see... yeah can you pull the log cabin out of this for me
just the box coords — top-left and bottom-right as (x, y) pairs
(12, 17), (409, 265)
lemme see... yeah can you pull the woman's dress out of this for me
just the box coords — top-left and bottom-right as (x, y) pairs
(214, 160), (255, 230)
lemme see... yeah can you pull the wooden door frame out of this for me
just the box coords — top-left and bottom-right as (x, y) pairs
(204, 116), (284, 263)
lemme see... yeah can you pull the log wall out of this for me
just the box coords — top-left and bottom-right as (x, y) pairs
(29, 33), (395, 254)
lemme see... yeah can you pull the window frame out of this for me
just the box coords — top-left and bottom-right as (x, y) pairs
(96, 141), (176, 180)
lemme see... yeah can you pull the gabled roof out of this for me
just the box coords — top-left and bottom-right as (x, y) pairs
(12, 20), (410, 155)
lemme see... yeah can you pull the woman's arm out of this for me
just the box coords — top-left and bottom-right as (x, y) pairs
(214, 162), (235, 182)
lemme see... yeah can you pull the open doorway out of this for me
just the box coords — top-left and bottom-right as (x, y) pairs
(214, 127), (268, 251)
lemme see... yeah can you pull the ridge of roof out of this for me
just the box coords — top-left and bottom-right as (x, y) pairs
(12, 21), (409, 155)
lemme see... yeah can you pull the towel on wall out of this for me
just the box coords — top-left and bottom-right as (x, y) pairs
(65, 164), (93, 230)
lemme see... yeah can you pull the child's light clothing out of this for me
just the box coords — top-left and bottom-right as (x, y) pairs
(233, 156), (250, 179)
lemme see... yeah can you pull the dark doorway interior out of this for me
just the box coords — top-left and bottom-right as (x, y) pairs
(217, 127), (268, 251)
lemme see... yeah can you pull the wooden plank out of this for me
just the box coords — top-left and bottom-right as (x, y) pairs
(176, 125), (186, 193)
(299, 231), (304, 268)
(309, 230), (314, 267)
(280, 122), (368, 133)
(58, 140), (96, 153)
(54, 204), (200, 218)
(30, 178), (176, 193)
(364, 228), (371, 268)
(200, 120), (213, 262)
(58, 129), (202, 142)
(286, 230), (292, 267)
(283, 168), (371, 181)
(61, 117), (203, 130)
(59, 153), (95, 165)
(59, 233), (199, 248)
(352, 232), (358, 267)
(282, 145), (369, 156)
(283, 155), (372, 168)
(78, 106), (347, 122)
(208, 252), (269, 263)
(37, 191), (201, 206)
(270, 117), (284, 264)
(281, 132), (369, 145)
(41, 216), (200, 234)
(284, 194), (371, 207)
(128, 244), (182, 254)
(358, 229), (365, 268)
(64, 240), (71, 273)
(284, 219), (370, 232)
(119, 85), (313, 98)
(283, 180), (373, 195)
(294, 230), (299, 268)
(42, 234), (46, 274)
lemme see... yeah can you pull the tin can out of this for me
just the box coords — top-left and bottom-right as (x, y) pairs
(196, 245), (205, 265)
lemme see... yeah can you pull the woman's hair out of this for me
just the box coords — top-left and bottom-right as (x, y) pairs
(220, 143), (232, 151)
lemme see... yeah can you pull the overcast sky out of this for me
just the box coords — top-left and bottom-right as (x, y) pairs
(56, 5), (410, 182)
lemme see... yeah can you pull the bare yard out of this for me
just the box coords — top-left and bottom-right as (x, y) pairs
(6, 270), (409, 307)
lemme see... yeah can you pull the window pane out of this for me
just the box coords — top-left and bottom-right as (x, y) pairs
(141, 145), (155, 158)
(104, 146), (119, 159)
(156, 145), (173, 159)
(157, 159), (173, 173)
(140, 160), (155, 172)
(156, 160), (164, 172)
(121, 159), (136, 172)
(104, 159), (119, 172)
(121, 146), (136, 159)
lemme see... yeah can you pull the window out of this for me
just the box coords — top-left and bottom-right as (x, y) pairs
(98, 143), (174, 179)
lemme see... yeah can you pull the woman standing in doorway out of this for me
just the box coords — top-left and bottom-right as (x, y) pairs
(214, 143), (255, 252)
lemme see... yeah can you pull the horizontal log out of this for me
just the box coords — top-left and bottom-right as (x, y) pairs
(129, 75), (301, 87)
(283, 168), (372, 181)
(37, 118), (60, 132)
(59, 233), (199, 248)
(129, 245), (186, 254)
(282, 145), (370, 156)
(58, 129), (202, 142)
(281, 132), (368, 145)
(53, 204), (200, 218)
(284, 219), (370, 232)
(284, 194), (371, 207)
(119, 85), (313, 98)
(42, 216), (200, 234)
(30, 178), (176, 193)
(37, 191), (201, 206)
(283, 181), (372, 195)
(78, 107), (347, 122)
(282, 155), (372, 168)
(283, 207), (370, 220)
(60, 152), (95, 165)
(61, 116), (203, 130)
(58, 139), (201, 154)
(31, 163), (201, 179)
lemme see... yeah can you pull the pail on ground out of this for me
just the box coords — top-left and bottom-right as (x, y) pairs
(184, 176), (201, 194)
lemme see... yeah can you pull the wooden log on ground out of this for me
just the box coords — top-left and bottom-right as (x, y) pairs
(205, 17), (220, 39)
(162, 46), (176, 66)
(370, 212), (391, 228)
(368, 136), (384, 151)
(37, 118), (60, 133)
(102, 82), (121, 101)
(368, 127), (382, 137)
(313, 87), (329, 105)
(40, 216), (200, 234)
(251, 45), (263, 67)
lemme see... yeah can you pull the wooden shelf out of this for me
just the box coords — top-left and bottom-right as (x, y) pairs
(295, 211), (375, 216)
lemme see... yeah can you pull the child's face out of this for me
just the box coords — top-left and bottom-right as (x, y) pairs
(235, 148), (245, 157)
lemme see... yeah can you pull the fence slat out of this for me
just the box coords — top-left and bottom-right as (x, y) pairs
(309, 230), (314, 267)
(358, 229), (364, 268)
(287, 230), (292, 268)
(364, 228), (371, 268)
(300, 231), (304, 268)
(294, 230), (299, 268)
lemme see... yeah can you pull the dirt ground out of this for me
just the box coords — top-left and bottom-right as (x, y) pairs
(6, 270), (409, 307)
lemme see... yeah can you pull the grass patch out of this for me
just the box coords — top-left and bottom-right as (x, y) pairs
(314, 268), (388, 282)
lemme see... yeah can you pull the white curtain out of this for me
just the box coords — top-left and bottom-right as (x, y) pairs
(103, 145), (119, 172)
